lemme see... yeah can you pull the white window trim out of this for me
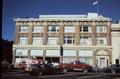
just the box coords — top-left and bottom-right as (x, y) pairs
(48, 37), (59, 45)
(63, 50), (76, 56)
(96, 26), (106, 32)
(46, 50), (60, 56)
(64, 36), (74, 44)
(48, 25), (59, 32)
(33, 26), (43, 32)
(32, 37), (43, 45)
(64, 26), (75, 32)
(96, 37), (107, 45)
(80, 36), (92, 45)
(30, 50), (43, 56)
(80, 25), (91, 32)
(16, 49), (28, 56)
(20, 26), (29, 32)
(19, 37), (28, 45)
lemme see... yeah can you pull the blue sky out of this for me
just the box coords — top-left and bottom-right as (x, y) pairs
(2, 0), (120, 41)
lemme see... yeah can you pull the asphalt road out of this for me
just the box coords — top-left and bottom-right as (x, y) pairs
(1, 69), (120, 79)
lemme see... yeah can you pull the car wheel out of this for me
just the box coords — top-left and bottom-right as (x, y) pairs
(111, 69), (116, 73)
(63, 68), (67, 73)
(83, 68), (88, 73)
(56, 71), (60, 75)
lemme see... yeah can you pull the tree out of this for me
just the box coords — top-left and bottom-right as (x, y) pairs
(1, 39), (13, 63)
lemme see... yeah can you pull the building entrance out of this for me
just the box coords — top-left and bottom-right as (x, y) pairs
(45, 57), (60, 63)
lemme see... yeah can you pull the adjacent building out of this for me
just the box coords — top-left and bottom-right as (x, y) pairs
(13, 13), (112, 68)
(111, 23), (120, 64)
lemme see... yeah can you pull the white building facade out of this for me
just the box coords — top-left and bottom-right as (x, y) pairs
(13, 13), (112, 68)
(111, 23), (120, 64)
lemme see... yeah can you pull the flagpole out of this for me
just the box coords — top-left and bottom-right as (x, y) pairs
(97, 0), (99, 15)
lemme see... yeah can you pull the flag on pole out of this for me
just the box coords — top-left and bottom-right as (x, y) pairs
(93, 1), (98, 5)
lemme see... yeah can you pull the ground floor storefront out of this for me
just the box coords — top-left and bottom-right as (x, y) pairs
(12, 46), (112, 68)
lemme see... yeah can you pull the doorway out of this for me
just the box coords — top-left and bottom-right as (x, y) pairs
(45, 57), (60, 63)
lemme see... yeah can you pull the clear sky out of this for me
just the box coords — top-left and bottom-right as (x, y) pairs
(2, 0), (120, 41)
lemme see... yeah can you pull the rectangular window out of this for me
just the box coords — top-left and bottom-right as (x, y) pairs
(19, 37), (28, 45)
(96, 37), (107, 45)
(16, 49), (28, 56)
(32, 37), (42, 45)
(79, 57), (93, 65)
(64, 36), (74, 44)
(63, 57), (76, 63)
(80, 36), (91, 45)
(64, 26), (75, 32)
(48, 37), (59, 45)
(63, 50), (76, 56)
(80, 25), (91, 32)
(48, 25), (59, 32)
(33, 26), (43, 32)
(20, 26), (29, 32)
(46, 50), (60, 56)
(96, 26), (106, 32)
(30, 50), (43, 56)
(79, 50), (93, 65)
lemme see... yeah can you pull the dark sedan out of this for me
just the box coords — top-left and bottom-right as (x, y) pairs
(103, 64), (120, 73)
(29, 63), (62, 76)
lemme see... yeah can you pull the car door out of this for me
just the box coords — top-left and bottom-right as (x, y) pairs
(44, 64), (54, 74)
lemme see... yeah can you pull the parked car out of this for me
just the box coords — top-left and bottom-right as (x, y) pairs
(103, 64), (120, 73)
(29, 63), (62, 76)
(57, 61), (92, 73)
(18, 61), (27, 69)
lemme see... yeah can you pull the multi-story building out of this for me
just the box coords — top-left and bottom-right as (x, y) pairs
(111, 23), (120, 64)
(13, 13), (112, 68)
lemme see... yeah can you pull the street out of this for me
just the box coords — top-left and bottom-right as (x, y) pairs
(1, 69), (120, 79)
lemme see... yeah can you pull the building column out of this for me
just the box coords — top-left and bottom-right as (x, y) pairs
(92, 22), (96, 46)
(59, 22), (64, 63)
(76, 48), (79, 61)
(43, 22), (48, 45)
(107, 22), (111, 46)
(43, 49), (46, 62)
(59, 22), (64, 45)
(109, 48), (112, 66)
(12, 48), (16, 65)
(75, 24), (80, 45)
(93, 49), (97, 67)
(14, 22), (20, 44)
(28, 48), (31, 59)
(28, 22), (32, 45)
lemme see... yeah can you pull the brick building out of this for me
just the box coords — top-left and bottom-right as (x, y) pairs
(13, 13), (112, 68)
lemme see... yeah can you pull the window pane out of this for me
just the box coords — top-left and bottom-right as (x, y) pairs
(97, 37), (107, 45)
(33, 26), (43, 32)
(16, 49), (28, 56)
(80, 36), (91, 45)
(63, 50), (76, 56)
(48, 25), (59, 32)
(48, 37), (59, 45)
(64, 26), (75, 32)
(46, 50), (60, 56)
(20, 26), (29, 32)
(83, 26), (88, 32)
(31, 50), (43, 56)
(96, 26), (106, 32)
(32, 37), (42, 45)
(64, 36), (74, 44)
(19, 37), (28, 45)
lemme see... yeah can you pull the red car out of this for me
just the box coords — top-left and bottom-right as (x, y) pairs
(18, 61), (27, 69)
(58, 61), (92, 73)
